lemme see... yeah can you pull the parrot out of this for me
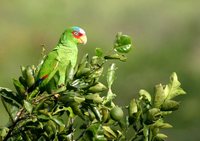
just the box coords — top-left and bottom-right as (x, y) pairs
(34, 26), (87, 93)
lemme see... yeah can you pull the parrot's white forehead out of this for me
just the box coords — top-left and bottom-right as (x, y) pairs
(72, 26), (86, 35)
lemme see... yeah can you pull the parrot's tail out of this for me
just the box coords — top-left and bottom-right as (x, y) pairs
(27, 74), (48, 93)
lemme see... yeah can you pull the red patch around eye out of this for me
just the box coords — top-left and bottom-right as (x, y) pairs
(72, 31), (83, 38)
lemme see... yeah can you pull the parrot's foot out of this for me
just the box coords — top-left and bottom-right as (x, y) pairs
(54, 93), (60, 99)
(58, 83), (65, 88)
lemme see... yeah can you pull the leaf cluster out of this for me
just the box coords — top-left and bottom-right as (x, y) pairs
(0, 33), (186, 141)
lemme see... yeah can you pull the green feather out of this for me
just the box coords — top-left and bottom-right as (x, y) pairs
(36, 27), (86, 93)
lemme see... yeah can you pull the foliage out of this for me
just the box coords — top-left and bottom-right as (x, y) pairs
(0, 33), (186, 141)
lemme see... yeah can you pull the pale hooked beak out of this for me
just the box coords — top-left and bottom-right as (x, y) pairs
(78, 35), (87, 45)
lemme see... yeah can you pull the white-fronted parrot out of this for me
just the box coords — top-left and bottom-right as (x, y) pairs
(35, 26), (87, 93)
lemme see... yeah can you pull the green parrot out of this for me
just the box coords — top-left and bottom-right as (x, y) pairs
(35, 26), (87, 93)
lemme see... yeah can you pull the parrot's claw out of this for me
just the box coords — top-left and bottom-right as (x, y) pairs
(58, 84), (65, 88)
(54, 93), (60, 99)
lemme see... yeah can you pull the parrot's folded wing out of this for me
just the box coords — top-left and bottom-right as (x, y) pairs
(28, 52), (60, 92)
(36, 51), (60, 88)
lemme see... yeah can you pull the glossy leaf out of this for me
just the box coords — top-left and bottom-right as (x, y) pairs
(76, 54), (89, 78)
(161, 100), (180, 111)
(24, 100), (33, 113)
(88, 82), (107, 93)
(139, 89), (152, 103)
(101, 108), (110, 123)
(65, 62), (74, 83)
(13, 79), (26, 94)
(103, 89), (116, 105)
(114, 32), (132, 53)
(74, 96), (85, 104)
(95, 48), (103, 57)
(152, 119), (173, 129)
(0, 87), (22, 107)
(50, 116), (65, 131)
(107, 63), (117, 89)
(0, 127), (9, 138)
(82, 123), (106, 141)
(166, 72), (186, 100)
(153, 84), (167, 108)
(103, 126), (117, 139)
(25, 66), (35, 87)
(147, 108), (161, 122)
(85, 93), (103, 103)
(156, 133), (168, 139)
(129, 98), (138, 117)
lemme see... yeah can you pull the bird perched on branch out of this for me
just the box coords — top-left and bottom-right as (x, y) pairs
(34, 26), (87, 93)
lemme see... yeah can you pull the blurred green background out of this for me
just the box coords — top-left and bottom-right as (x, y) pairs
(0, 0), (200, 140)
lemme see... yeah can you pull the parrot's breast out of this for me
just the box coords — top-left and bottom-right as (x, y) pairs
(57, 46), (78, 68)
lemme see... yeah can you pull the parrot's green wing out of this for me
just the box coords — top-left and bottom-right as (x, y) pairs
(36, 50), (60, 89)
(33, 26), (87, 93)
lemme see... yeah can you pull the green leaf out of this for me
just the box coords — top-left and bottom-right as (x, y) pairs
(25, 66), (35, 87)
(103, 126), (117, 139)
(20, 65), (26, 78)
(13, 79), (26, 95)
(44, 120), (57, 138)
(160, 111), (172, 116)
(65, 62), (75, 83)
(38, 136), (47, 141)
(166, 72), (186, 100)
(24, 100), (33, 113)
(147, 108), (161, 123)
(88, 66), (104, 82)
(37, 114), (50, 121)
(107, 63), (117, 89)
(103, 89), (116, 105)
(128, 98), (138, 117)
(152, 119), (173, 129)
(70, 79), (90, 89)
(153, 84), (167, 108)
(0, 127), (9, 138)
(1, 97), (20, 124)
(139, 89), (152, 103)
(28, 87), (40, 99)
(59, 91), (82, 104)
(53, 106), (75, 118)
(74, 96), (85, 103)
(114, 32), (132, 53)
(88, 82), (107, 93)
(156, 133), (168, 139)
(82, 123), (106, 141)
(101, 108), (109, 123)
(85, 93), (103, 103)
(89, 106), (102, 121)
(95, 48), (104, 57)
(76, 54), (89, 78)
(50, 116), (65, 130)
(161, 100), (180, 111)
(70, 102), (85, 120)
(0, 87), (22, 107)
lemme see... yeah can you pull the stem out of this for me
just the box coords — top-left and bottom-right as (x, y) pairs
(1, 97), (14, 124)
(3, 117), (24, 141)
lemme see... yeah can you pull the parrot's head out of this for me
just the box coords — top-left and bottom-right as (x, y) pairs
(59, 26), (87, 46)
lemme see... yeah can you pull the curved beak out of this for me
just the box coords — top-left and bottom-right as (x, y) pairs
(78, 35), (87, 45)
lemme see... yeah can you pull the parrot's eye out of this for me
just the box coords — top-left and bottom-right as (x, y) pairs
(72, 31), (83, 38)
(74, 31), (79, 36)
